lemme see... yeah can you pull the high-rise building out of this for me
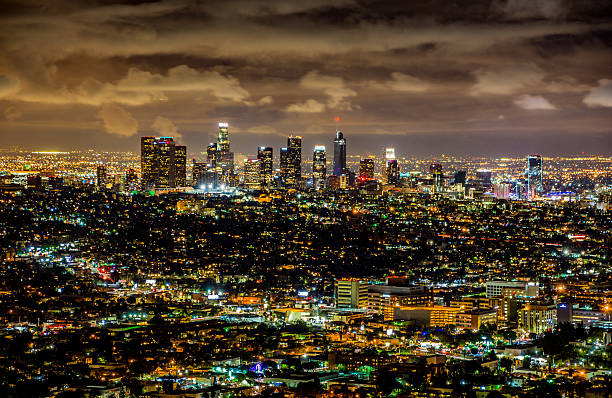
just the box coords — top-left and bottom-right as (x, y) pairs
(494, 182), (511, 199)
(526, 154), (543, 199)
(382, 148), (400, 185)
(243, 158), (261, 189)
(286, 136), (302, 188)
(279, 147), (289, 185)
(519, 304), (557, 334)
(125, 169), (138, 192)
(156, 137), (174, 188)
(476, 169), (492, 186)
(174, 145), (187, 187)
(452, 170), (467, 185)
(192, 160), (205, 187)
(257, 146), (273, 187)
(206, 143), (218, 168)
(359, 158), (375, 181)
(313, 145), (326, 190)
(217, 122), (229, 152)
(385, 159), (399, 185)
(335, 279), (368, 309)
(333, 131), (346, 176)
(141, 136), (157, 190)
(96, 165), (107, 189)
(139, 136), (185, 190)
(214, 122), (235, 185)
(429, 163), (443, 192)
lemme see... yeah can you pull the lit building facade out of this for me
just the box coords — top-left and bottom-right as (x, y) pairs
(140, 136), (186, 190)
(257, 146), (273, 187)
(519, 304), (557, 334)
(96, 165), (107, 189)
(359, 158), (375, 181)
(243, 159), (261, 189)
(313, 145), (326, 190)
(279, 147), (289, 185)
(385, 159), (399, 185)
(216, 122), (235, 184)
(286, 136), (302, 188)
(429, 163), (443, 192)
(382, 147), (396, 185)
(333, 131), (346, 176)
(124, 168), (138, 192)
(526, 154), (543, 199)
(335, 279), (368, 309)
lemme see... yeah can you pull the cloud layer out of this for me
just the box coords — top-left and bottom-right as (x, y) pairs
(514, 94), (556, 110)
(97, 104), (138, 136)
(152, 116), (182, 141)
(0, 0), (610, 154)
(583, 79), (612, 108)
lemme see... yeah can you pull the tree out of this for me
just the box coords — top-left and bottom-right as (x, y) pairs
(499, 357), (513, 373)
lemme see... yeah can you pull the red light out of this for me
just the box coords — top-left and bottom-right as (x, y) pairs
(335, 116), (340, 122)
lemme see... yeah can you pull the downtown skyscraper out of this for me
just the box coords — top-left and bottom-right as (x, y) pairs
(359, 159), (375, 181)
(333, 131), (346, 177)
(286, 136), (302, 188)
(199, 122), (235, 187)
(313, 145), (327, 190)
(257, 146), (273, 188)
(279, 136), (302, 189)
(140, 136), (187, 190)
(382, 147), (398, 185)
(526, 154), (543, 199)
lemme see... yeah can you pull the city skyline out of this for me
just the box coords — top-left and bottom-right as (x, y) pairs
(1, 1), (611, 155)
(2, 2), (612, 395)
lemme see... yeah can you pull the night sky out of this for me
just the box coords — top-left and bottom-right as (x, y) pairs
(0, 0), (611, 156)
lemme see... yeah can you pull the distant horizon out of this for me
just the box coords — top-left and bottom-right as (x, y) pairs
(1, 128), (610, 158)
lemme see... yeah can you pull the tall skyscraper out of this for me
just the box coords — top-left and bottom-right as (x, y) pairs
(215, 122), (234, 185)
(140, 136), (185, 190)
(359, 159), (375, 181)
(452, 170), (467, 185)
(206, 143), (218, 168)
(243, 159), (261, 189)
(494, 182), (511, 199)
(217, 122), (229, 152)
(125, 169), (138, 192)
(382, 147), (396, 185)
(174, 145), (187, 187)
(257, 146), (273, 187)
(156, 137), (174, 188)
(192, 160), (204, 187)
(96, 165), (107, 189)
(141, 136), (157, 190)
(279, 147), (289, 185)
(286, 136), (302, 188)
(386, 159), (399, 185)
(430, 163), (443, 192)
(476, 169), (492, 186)
(526, 154), (543, 199)
(333, 131), (346, 176)
(313, 145), (327, 190)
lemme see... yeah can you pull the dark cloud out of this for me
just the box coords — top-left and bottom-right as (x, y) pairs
(0, 0), (610, 155)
